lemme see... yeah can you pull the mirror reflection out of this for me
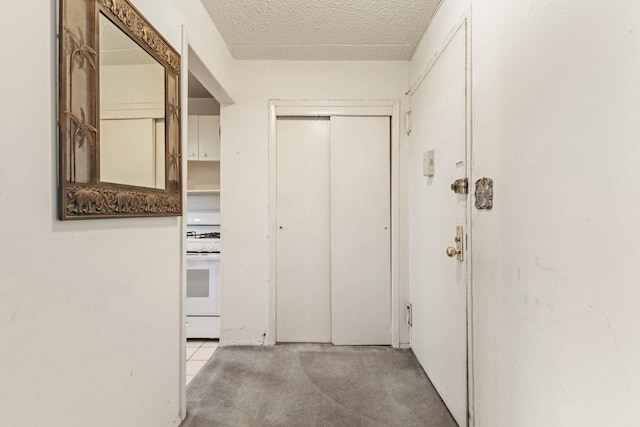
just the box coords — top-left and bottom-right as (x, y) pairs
(99, 13), (166, 189)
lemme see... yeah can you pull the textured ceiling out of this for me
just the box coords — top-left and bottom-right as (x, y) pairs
(200, 0), (442, 60)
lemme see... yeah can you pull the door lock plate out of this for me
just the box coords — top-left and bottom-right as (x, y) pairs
(454, 225), (463, 261)
(451, 178), (469, 195)
(445, 226), (464, 261)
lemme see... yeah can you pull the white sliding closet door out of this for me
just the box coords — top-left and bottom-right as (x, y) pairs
(276, 118), (332, 342)
(330, 116), (391, 345)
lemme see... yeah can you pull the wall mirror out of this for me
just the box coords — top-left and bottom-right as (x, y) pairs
(58, 0), (182, 219)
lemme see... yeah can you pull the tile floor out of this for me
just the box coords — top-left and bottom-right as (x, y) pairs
(186, 339), (219, 386)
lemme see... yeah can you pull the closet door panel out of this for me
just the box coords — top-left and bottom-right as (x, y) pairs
(330, 116), (391, 345)
(276, 117), (332, 342)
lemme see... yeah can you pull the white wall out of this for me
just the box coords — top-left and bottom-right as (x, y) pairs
(220, 60), (410, 345)
(410, 0), (640, 425)
(0, 1), (233, 426)
(410, 0), (469, 88)
(131, 1), (235, 90)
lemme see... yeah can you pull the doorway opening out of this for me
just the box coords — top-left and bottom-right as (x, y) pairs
(179, 26), (235, 421)
(184, 71), (221, 385)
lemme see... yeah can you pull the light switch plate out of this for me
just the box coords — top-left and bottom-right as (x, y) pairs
(423, 150), (435, 177)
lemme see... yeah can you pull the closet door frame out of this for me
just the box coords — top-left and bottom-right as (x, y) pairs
(267, 100), (402, 347)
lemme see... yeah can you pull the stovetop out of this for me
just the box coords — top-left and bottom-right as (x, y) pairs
(186, 228), (220, 255)
(187, 231), (220, 239)
(186, 212), (220, 255)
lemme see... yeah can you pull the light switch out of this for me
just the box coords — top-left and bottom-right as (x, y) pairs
(423, 150), (435, 177)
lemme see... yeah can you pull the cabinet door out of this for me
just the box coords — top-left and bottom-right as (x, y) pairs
(187, 115), (199, 160)
(198, 115), (220, 161)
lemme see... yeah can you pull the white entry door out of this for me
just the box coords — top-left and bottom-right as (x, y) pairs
(276, 118), (332, 342)
(409, 27), (469, 426)
(275, 115), (391, 345)
(330, 116), (391, 345)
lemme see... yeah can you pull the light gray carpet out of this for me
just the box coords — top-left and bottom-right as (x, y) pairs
(181, 344), (458, 427)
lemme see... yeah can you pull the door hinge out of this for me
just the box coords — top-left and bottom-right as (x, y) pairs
(405, 111), (412, 135)
(406, 304), (413, 327)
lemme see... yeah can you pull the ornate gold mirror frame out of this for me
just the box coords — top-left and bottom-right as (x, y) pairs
(58, 0), (182, 219)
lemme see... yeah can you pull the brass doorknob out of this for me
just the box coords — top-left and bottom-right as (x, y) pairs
(446, 247), (458, 257)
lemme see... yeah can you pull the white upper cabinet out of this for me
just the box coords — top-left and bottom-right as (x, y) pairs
(198, 116), (220, 161)
(187, 115), (199, 160)
(187, 115), (220, 161)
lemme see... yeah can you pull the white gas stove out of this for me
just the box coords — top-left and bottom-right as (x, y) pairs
(186, 211), (221, 339)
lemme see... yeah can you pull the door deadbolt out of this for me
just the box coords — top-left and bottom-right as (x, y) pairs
(450, 178), (469, 195)
(445, 226), (464, 261)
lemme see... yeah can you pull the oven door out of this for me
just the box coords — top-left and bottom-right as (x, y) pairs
(186, 255), (220, 316)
